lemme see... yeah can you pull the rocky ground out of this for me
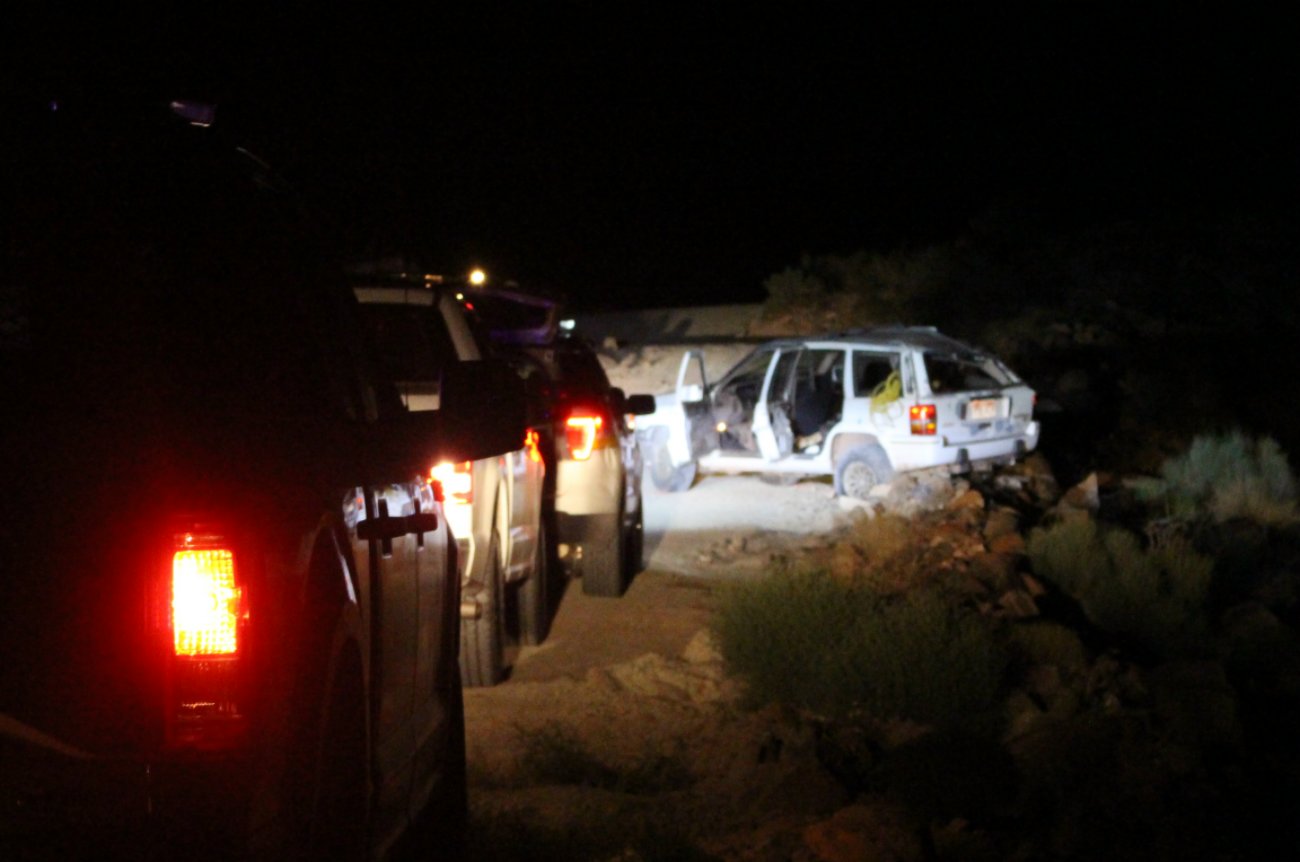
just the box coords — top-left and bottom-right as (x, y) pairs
(462, 459), (1063, 861)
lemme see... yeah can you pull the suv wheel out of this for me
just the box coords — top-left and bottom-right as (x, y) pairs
(650, 444), (696, 492)
(834, 445), (893, 500)
(581, 511), (626, 597)
(460, 530), (505, 687)
(623, 501), (644, 581)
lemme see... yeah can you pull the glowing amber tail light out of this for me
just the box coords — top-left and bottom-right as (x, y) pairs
(909, 404), (938, 436)
(172, 547), (241, 656)
(565, 414), (604, 461)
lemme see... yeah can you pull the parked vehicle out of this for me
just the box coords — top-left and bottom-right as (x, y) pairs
(352, 273), (549, 687)
(460, 290), (656, 597)
(638, 327), (1040, 498)
(0, 102), (520, 859)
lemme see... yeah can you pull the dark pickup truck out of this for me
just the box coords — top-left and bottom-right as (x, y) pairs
(0, 102), (520, 859)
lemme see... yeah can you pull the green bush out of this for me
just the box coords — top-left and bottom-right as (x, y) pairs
(1027, 519), (1214, 659)
(1008, 620), (1089, 671)
(763, 264), (828, 316)
(712, 570), (1006, 727)
(1131, 431), (1298, 525)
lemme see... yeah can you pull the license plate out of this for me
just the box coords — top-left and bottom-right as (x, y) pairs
(967, 398), (1001, 420)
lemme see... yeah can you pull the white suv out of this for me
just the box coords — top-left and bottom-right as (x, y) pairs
(638, 326), (1040, 498)
(353, 275), (548, 686)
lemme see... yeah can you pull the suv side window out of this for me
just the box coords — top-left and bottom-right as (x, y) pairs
(853, 351), (901, 396)
(766, 350), (801, 402)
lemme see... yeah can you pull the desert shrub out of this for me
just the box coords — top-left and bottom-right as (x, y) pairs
(1027, 519), (1214, 660)
(1130, 431), (1298, 525)
(1008, 620), (1089, 671)
(514, 722), (693, 795)
(712, 570), (1006, 727)
(763, 264), (828, 316)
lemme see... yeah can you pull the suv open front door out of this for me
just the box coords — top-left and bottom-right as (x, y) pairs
(672, 350), (716, 463)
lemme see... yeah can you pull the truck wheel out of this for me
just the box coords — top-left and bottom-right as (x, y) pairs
(833, 445), (894, 501)
(582, 511), (626, 597)
(517, 522), (550, 646)
(650, 444), (696, 492)
(459, 531), (505, 687)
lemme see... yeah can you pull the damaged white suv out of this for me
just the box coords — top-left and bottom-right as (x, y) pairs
(637, 326), (1040, 499)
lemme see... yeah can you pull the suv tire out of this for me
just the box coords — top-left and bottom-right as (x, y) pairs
(650, 444), (696, 492)
(834, 445), (893, 500)
(581, 511), (626, 597)
(623, 502), (644, 581)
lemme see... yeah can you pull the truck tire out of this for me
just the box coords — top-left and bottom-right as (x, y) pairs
(650, 443), (696, 492)
(459, 531), (505, 687)
(833, 445), (893, 501)
(517, 522), (550, 646)
(581, 511), (626, 597)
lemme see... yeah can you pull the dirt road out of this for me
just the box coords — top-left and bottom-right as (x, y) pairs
(462, 473), (856, 859)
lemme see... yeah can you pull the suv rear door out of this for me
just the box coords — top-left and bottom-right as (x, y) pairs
(917, 350), (1036, 449)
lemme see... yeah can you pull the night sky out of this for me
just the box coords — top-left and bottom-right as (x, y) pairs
(6, 6), (1297, 310)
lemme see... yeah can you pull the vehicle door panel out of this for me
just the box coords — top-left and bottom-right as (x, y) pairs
(355, 482), (422, 839)
(504, 446), (544, 577)
(754, 349), (798, 461)
(673, 351), (716, 461)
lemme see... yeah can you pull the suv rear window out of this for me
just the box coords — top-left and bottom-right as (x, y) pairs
(923, 352), (1017, 393)
(554, 343), (611, 392)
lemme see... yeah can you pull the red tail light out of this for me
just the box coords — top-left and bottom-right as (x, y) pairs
(564, 412), (605, 461)
(909, 404), (937, 435)
(164, 530), (249, 749)
(173, 547), (241, 656)
(431, 461), (474, 504)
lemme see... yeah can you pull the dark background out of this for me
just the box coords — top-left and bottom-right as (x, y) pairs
(6, 5), (1297, 310)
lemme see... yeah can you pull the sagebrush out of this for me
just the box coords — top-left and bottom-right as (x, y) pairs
(712, 570), (1006, 727)
(1027, 518), (1213, 659)
(1130, 431), (1298, 525)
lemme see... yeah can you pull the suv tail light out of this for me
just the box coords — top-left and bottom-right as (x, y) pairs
(564, 411), (607, 461)
(431, 461), (474, 505)
(163, 529), (249, 749)
(909, 404), (937, 436)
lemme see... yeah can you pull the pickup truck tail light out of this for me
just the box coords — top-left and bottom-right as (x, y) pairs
(564, 411), (608, 461)
(909, 404), (937, 436)
(431, 461), (474, 505)
(164, 530), (249, 749)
